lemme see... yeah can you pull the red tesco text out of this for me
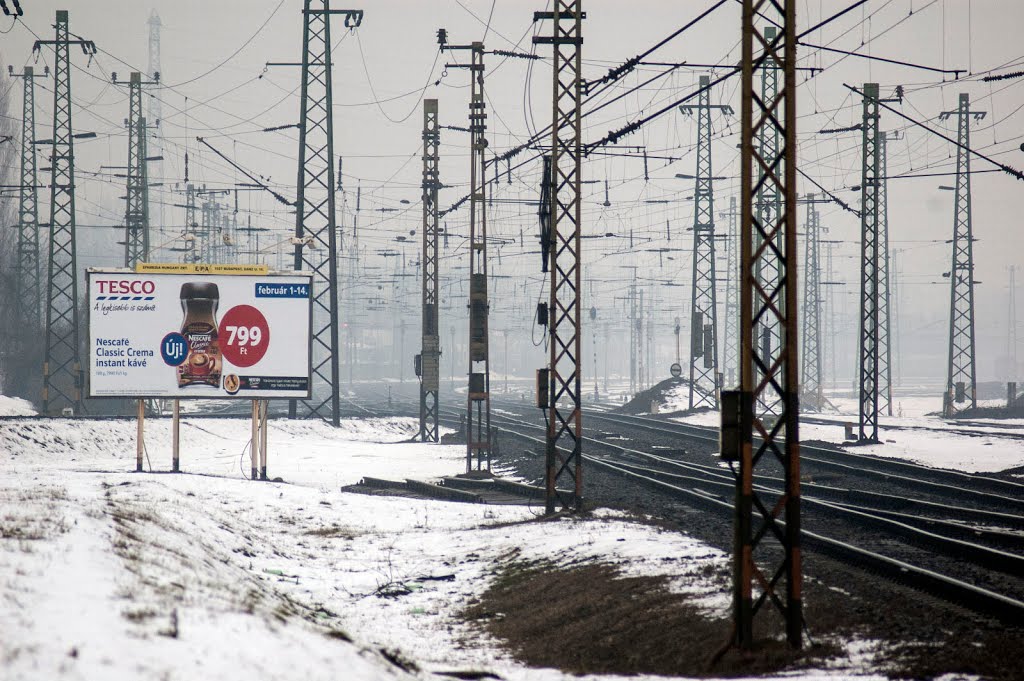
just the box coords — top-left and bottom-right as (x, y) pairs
(97, 280), (156, 295)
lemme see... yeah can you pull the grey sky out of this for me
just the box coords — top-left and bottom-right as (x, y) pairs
(3, 1), (1024, 387)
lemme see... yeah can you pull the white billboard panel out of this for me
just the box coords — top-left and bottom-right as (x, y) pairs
(87, 268), (312, 399)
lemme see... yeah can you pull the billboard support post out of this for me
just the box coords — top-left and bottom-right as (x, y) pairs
(172, 399), (180, 472)
(136, 399), (145, 472)
(250, 400), (260, 480)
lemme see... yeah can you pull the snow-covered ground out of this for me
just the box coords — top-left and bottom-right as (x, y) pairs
(665, 391), (1024, 474)
(0, 413), (898, 680)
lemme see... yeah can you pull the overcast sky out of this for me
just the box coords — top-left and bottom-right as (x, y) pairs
(3, 1), (1024, 389)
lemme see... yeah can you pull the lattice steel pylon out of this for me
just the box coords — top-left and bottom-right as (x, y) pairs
(754, 25), (782, 418)
(800, 195), (823, 411)
(419, 99), (441, 443)
(877, 132), (896, 417)
(680, 75), (731, 409)
(857, 83), (882, 443)
(941, 93), (985, 417)
(290, 2), (362, 426)
(147, 10), (163, 234)
(11, 66), (45, 329)
(534, 0), (584, 512)
(722, 195), (740, 387)
(34, 11), (95, 416)
(116, 71), (158, 268)
(730, 3), (801, 649)
(855, 85), (902, 441)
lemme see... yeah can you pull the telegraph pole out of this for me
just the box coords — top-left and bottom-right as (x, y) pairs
(419, 99), (441, 443)
(10, 66), (45, 329)
(941, 93), (985, 416)
(726, 4), (801, 649)
(722, 195), (739, 387)
(34, 11), (96, 416)
(114, 71), (159, 268)
(680, 75), (731, 409)
(535, 0), (584, 512)
(290, 2), (362, 427)
(440, 32), (492, 472)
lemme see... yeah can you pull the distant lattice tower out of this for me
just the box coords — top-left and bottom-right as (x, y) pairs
(147, 10), (163, 234)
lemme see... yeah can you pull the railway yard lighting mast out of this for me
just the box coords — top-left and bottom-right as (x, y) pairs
(941, 94), (985, 417)
(724, 1), (802, 649)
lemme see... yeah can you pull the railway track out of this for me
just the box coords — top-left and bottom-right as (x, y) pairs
(444, 400), (1024, 623)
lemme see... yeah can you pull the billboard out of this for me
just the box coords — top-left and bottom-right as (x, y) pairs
(87, 266), (312, 399)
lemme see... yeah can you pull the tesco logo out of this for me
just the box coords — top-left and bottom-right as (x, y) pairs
(97, 280), (156, 295)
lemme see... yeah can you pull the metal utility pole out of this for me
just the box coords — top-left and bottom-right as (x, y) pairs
(34, 11), (96, 416)
(857, 86), (902, 440)
(877, 132), (897, 416)
(801, 195), (825, 412)
(629, 280), (638, 395)
(419, 99), (441, 442)
(115, 71), (159, 268)
(753, 25), (783, 418)
(290, 1), (362, 426)
(10, 66), (45, 329)
(147, 10), (164, 234)
(727, 4), (801, 649)
(941, 93), (985, 416)
(440, 33), (492, 472)
(680, 75), (731, 409)
(535, 0), (584, 512)
(1011, 265), (1018, 381)
(184, 183), (198, 263)
(722, 195), (739, 387)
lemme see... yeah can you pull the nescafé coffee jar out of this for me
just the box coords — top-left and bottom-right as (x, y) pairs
(178, 282), (222, 388)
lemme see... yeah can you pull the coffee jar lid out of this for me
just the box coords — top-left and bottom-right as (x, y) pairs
(180, 282), (220, 300)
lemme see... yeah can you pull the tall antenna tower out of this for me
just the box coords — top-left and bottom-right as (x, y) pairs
(34, 11), (96, 415)
(941, 93), (985, 416)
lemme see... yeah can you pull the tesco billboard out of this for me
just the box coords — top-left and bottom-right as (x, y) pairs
(86, 267), (313, 399)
